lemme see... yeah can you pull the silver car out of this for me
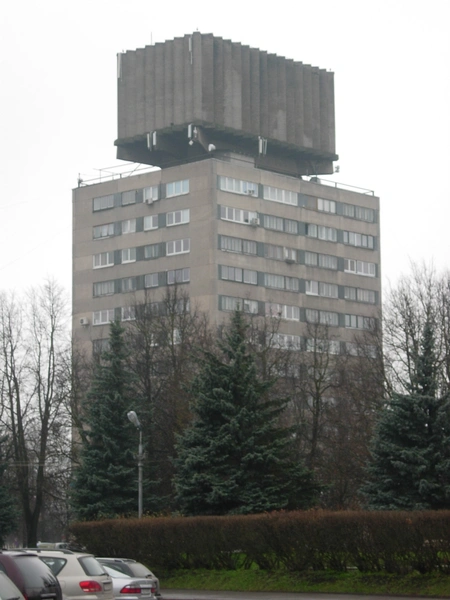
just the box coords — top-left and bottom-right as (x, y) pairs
(34, 550), (113, 600)
(96, 559), (159, 597)
(102, 565), (154, 600)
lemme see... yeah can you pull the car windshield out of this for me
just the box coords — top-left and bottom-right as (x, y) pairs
(39, 557), (66, 576)
(103, 565), (131, 578)
(79, 556), (107, 576)
(128, 564), (152, 577)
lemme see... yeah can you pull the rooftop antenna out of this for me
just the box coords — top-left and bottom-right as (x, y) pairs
(150, 32), (153, 45)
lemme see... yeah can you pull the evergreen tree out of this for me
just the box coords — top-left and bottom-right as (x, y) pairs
(363, 309), (450, 509)
(0, 464), (18, 546)
(71, 321), (140, 520)
(173, 309), (318, 515)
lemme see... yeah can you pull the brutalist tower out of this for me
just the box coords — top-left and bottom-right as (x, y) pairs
(73, 32), (380, 356)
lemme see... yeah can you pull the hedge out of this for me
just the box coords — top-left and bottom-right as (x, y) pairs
(69, 510), (450, 575)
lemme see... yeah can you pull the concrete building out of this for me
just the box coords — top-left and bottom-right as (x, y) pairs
(73, 33), (380, 355)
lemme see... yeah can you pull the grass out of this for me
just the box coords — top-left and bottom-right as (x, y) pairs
(162, 568), (450, 597)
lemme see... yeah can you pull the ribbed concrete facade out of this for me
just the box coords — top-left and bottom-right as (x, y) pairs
(116, 33), (337, 176)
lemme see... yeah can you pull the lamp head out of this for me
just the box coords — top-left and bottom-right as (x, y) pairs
(127, 410), (141, 429)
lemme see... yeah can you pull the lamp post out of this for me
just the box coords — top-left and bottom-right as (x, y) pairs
(127, 410), (143, 518)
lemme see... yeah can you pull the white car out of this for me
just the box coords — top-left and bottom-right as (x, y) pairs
(33, 550), (113, 600)
(102, 565), (154, 600)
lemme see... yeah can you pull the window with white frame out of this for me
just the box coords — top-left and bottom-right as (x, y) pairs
(93, 223), (114, 239)
(342, 203), (375, 223)
(121, 219), (136, 234)
(306, 338), (340, 354)
(285, 219), (298, 234)
(93, 281), (114, 297)
(345, 314), (375, 330)
(221, 266), (257, 285)
(219, 176), (258, 196)
(144, 244), (160, 259)
(317, 198), (336, 213)
(263, 215), (284, 231)
(263, 186), (297, 206)
(306, 224), (337, 242)
(285, 277), (299, 292)
(93, 194), (114, 212)
(305, 308), (319, 323)
(265, 303), (300, 321)
(93, 309), (115, 325)
(166, 179), (189, 197)
(221, 296), (258, 313)
(305, 309), (338, 326)
(264, 273), (285, 289)
(121, 306), (136, 321)
(220, 206), (258, 225)
(121, 277), (136, 293)
(343, 231), (374, 249)
(93, 251), (114, 269)
(167, 268), (190, 285)
(167, 209), (190, 227)
(121, 248), (136, 264)
(143, 185), (159, 203)
(93, 338), (110, 354)
(121, 190), (136, 206)
(144, 215), (158, 231)
(344, 286), (376, 304)
(305, 252), (338, 270)
(145, 273), (159, 288)
(166, 238), (190, 256)
(344, 259), (376, 277)
(220, 236), (242, 253)
(305, 281), (338, 298)
(270, 332), (302, 350)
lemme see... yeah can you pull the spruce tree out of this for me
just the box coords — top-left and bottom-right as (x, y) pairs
(174, 309), (318, 515)
(71, 320), (140, 520)
(363, 310), (450, 509)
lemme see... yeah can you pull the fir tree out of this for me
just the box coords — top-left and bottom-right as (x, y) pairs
(363, 309), (450, 509)
(71, 320), (140, 520)
(174, 309), (318, 515)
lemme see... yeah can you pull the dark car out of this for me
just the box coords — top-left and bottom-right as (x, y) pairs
(0, 551), (62, 600)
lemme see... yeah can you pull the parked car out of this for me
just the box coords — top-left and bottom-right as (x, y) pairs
(96, 559), (160, 597)
(101, 565), (154, 600)
(27, 550), (113, 600)
(0, 551), (62, 600)
(0, 571), (25, 600)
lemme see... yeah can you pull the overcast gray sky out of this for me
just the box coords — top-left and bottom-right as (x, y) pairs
(1, 0), (449, 298)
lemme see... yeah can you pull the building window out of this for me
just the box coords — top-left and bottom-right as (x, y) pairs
(345, 314), (376, 330)
(166, 238), (190, 256)
(121, 190), (136, 206)
(93, 194), (114, 212)
(93, 281), (114, 297)
(121, 219), (136, 234)
(344, 286), (376, 304)
(344, 259), (376, 277)
(343, 231), (374, 249)
(121, 248), (136, 264)
(121, 306), (136, 321)
(221, 266), (257, 285)
(93, 251), (114, 269)
(166, 179), (189, 197)
(167, 268), (190, 285)
(221, 236), (242, 253)
(122, 277), (137, 293)
(306, 224), (337, 242)
(285, 277), (300, 292)
(264, 273), (285, 289)
(263, 186), (297, 206)
(305, 281), (338, 298)
(167, 209), (190, 227)
(144, 185), (159, 203)
(144, 214), (159, 231)
(93, 309), (115, 325)
(263, 215), (284, 231)
(317, 198), (336, 214)
(93, 338), (110, 355)
(93, 223), (114, 239)
(285, 219), (298, 234)
(219, 176), (258, 196)
(220, 206), (258, 225)
(306, 338), (340, 355)
(221, 296), (258, 313)
(144, 244), (160, 259)
(144, 273), (159, 288)
(342, 203), (375, 223)
(265, 303), (300, 321)
(271, 333), (302, 350)
(308, 310), (339, 326)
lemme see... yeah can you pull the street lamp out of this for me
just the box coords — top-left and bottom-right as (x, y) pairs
(127, 410), (143, 518)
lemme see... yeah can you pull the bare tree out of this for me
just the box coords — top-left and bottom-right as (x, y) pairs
(0, 281), (71, 545)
